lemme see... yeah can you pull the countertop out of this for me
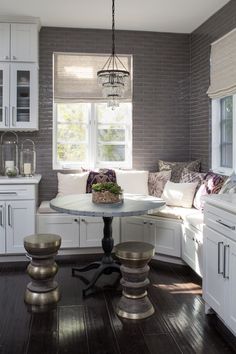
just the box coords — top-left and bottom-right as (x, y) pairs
(0, 174), (41, 184)
(204, 193), (236, 214)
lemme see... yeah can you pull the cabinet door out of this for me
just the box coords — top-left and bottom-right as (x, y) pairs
(0, 23), (10, 61)
(6, 200), (35, 253)
(37, 214), (80, 248)
(10, 63), (38, 130)
(154, 218), (181, 257)
(10, 24), (38, 62)
(203, 226), (226, 318)
(79, 217), (120, 248)
(0, 203), (6, 253)
(182, 227), (196, 270)
(226, 239), (236, 334)
(121, 217), (146, 242)
(0, 63), (10, 129)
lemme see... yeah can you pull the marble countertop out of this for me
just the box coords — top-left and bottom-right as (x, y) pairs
(0, 174), (42, 184)
(204, 193), (236, 214)
(50, 193), (165, 217)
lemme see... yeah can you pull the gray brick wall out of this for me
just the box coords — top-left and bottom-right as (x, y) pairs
(17, 27), (190, 203)
(190, 0), (236, 171)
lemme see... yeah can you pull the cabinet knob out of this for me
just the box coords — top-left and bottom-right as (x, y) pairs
(74, 219), (78, 222)
(12, 56), (17, 60)
(5, 55), (9, 60)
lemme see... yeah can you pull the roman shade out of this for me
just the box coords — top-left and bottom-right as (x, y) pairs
(207, 28), (236, 99)
(54, 52), (132, 103)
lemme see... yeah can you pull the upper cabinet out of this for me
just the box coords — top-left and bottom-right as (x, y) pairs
(0, 19), (39, 131)
(0, 23), (38, 63)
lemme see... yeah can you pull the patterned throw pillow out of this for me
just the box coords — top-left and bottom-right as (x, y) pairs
(180, 168), (206, 187)
(148, 170), (171, 197)
(86, 169), (116, 193)
(193, 172), (226, 210)
(158, 160), (201, 183)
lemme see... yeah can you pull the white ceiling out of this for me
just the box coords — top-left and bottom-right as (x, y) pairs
(0, 0), (231, 33)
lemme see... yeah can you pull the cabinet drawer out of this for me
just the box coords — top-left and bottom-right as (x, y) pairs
(0, 184), (35, 200)
(204, 204), (236, 242)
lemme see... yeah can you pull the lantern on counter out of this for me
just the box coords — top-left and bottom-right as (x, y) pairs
(1, 132), (19, 177)
(20, 139), (36, 177)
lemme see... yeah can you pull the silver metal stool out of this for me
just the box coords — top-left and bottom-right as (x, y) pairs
(24, 234), (61, 307)
(115, 241), (155, 320)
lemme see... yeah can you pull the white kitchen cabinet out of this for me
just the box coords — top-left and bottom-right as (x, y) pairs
(0, 23), (38, 62)
(0, 63), (38, 131)
(182, 225), (203, 277)
(80, 216), (120, 248)
(121, 216), (181, 257)
(203, 198), (236, 336)
(0, 23), (10, 61)
(37, 213), (80, 249)
(0, 175), (41, 254)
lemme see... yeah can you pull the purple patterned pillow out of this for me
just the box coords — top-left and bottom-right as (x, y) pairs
(193, 172), (226, 210)
(86, 169), (116, 193)
(148, 171), (171, 197)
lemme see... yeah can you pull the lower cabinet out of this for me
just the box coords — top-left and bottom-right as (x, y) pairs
(0, 200), (35, 254)
(203, 203), (236, 335)
(37, 214), (120, 249)
(121, 216), (181, 257)
(37, 213), (80, 248)
(182, 225), (203, 277)
(79, 216), (120, 248)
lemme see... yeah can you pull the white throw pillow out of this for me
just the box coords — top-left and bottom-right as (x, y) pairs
(161, 181), (198, 208)
(115, 170), (149, 195)
(57, 172), (89, 197)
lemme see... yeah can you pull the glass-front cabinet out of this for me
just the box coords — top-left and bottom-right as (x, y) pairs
(0, 63), (38, 131)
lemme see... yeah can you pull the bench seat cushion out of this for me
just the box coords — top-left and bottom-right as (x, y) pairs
(151, 205), (203, 232)
(38, 201), (57, 214)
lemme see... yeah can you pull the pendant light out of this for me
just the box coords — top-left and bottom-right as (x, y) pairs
(97, 0), (130, 109)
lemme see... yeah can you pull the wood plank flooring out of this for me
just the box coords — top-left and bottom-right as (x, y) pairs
(0, 257), (235, 354)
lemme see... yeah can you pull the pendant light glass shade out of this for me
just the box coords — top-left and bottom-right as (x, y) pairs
(97, 0), (130, 109)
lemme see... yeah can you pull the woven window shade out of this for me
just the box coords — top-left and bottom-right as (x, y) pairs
(54, 53), (132, 103)
(207, 28), (236, 99)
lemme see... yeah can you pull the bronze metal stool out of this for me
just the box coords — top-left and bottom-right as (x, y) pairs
(24, 234), (61, 307)
(115, 241), (155, 320)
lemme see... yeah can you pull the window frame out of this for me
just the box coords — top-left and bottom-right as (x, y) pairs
(53, 102), (133, 170)
(212, 94), (236, 175)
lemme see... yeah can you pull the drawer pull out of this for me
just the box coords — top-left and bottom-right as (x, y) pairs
(0, 206), (3, 227)
(216, 219), (235, 230)
(0, 192), (17, 195)
(223, 244), (230, 279)
(218, 241), (223, 275)
(8, 205), (12, 227)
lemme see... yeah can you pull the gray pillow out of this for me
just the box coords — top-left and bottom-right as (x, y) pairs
(158, 160), (201, 183)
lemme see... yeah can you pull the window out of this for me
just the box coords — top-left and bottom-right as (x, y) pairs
(212, 95), (236, 175)
(53, 53), (132, 170)
(208, 29), (236, 175)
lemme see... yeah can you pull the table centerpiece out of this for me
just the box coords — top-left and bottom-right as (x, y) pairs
(92, 182), (123, 204)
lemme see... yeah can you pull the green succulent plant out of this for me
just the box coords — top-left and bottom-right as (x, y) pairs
(92, 182), (123, 195)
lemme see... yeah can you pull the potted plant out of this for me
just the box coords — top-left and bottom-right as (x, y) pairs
(92, 182), (123, 204)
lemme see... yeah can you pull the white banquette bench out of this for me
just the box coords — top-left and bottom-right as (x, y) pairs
(37, 170), (204, 276)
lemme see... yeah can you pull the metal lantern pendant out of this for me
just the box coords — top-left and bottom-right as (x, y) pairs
(97, 0), (130, 109)
(20, 139), (36, 177)
(1, 131), (19, 177)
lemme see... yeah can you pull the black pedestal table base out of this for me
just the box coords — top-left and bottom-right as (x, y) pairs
(72, 217), (121, 296)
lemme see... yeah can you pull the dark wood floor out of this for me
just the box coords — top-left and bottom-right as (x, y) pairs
(0, 256), (235, 354)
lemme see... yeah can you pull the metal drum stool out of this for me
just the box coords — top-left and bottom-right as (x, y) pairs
(24, 234), (61, 307)
(115, 241), (155, 320)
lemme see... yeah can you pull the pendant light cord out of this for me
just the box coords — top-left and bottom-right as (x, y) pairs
(112, 0), (115, 71)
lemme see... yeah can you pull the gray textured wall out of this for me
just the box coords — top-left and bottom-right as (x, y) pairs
(17, 27), (190, 203)
(190, 0), (236, 171)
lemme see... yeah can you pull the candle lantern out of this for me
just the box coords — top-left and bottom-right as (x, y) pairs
(20, 139), (36, 177)
(1, 132), (19, 177)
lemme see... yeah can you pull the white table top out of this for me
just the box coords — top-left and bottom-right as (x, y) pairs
(50, 194), (165, 217)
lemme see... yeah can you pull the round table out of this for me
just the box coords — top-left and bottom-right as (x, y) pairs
(50, 194), (165, 296)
